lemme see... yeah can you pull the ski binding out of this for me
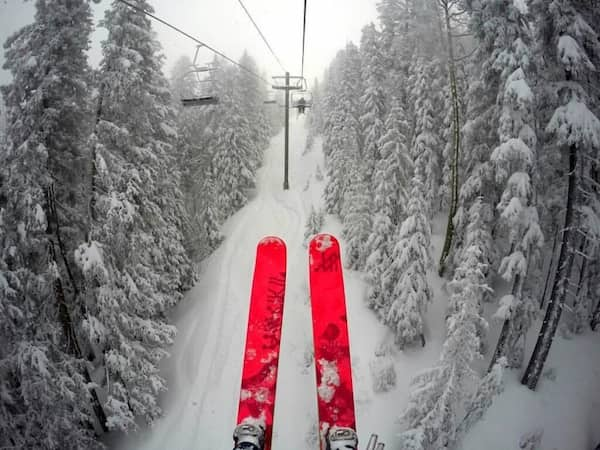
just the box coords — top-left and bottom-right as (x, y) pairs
(233, 423), (265, 450)
(327, 426), (358, 450)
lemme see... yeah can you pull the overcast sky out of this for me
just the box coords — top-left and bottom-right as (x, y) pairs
(0, 0), (378, 88)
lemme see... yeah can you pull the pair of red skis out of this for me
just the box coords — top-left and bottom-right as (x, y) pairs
(232, 234), (384, 450)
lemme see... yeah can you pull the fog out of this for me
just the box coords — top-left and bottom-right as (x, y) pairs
(0, 0), (378, 87)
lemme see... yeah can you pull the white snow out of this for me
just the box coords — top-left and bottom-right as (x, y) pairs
(17, 222), (26, 242)
(74, 240), (106, 275)
(547, 98), (600, 149)
(317, 359), (340, 403)
(160, 122), (177, 138)
(314, 233), (333, 251)
(34, 204), (46, 226)
(557, 35), (595, 72)
(109, 116), (600, 450)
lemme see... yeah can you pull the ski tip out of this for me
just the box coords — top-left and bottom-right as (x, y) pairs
(258, 236), (286, 247)
(310, 233), (338, 252)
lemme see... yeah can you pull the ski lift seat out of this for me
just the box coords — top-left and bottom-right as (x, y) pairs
(181, 95), (219, 107)
(291, 90), (313, 110)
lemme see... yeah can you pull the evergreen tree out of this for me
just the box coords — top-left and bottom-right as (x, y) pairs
(237, 51), (271, 169)
(304, 205), (324, 247)
(360, 23), (386, 180)
(376, 96), (413, 225)
(400, 241), (489, 449)
(382, 173), (432, 348)
(521, 0), (600, 390)
(459, 0), (546, 370)
(78, 0), (192, 430)
(436, 0), (466, 276)
(410, 57), (442, 217)
(456, 358), (506, 441)
(322, 44), (363, 216)
(342, 165), (372, 270)
(0, 0), (105, 446)
(364, 97), (412, 314)
(210, 63), (255, 220)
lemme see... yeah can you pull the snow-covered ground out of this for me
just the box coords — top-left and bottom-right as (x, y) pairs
(111, 116), (600, 450)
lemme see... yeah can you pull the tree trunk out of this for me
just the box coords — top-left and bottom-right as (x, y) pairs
(521, 143), (577, 390)
(47, 184), (80, 299)
(569, 238), (589, 333)
(46, 183), (108, 431)
(438, 0), (461, 276)
(540, 227), (559, 309)
(48, 239), (108, 432)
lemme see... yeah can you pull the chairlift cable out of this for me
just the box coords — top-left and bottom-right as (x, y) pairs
(300, 0), (307, 80)
(236, 0), (287, 73)
(115, 0), (270, 85)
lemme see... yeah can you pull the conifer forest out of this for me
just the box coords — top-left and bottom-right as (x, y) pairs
(0, 0), (599, 449)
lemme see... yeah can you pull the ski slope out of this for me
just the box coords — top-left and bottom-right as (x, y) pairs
(112, 116), (600, 450)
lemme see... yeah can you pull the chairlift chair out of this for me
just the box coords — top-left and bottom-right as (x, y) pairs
(291, 90), (313, 114)
(181, 45), (219, 107)
(264, 91), (278, 105)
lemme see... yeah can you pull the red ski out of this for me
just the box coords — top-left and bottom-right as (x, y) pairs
(308, 234), (358, 450)
(234, 237), (287, 450)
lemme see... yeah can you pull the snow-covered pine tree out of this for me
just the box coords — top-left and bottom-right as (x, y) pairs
(237, 51), (271, 169)
(364, 210), (394, 316)
(304, 205), (324, 247)
(0, 0), (106, 446)
(197, 172), (224, 257)
(382, 171), (432, 348)
(448, 198), (494, 355)
(456, 357), (506, 442)
(571, 204), (600, 333)
(438, 92), (455, 212)
(341, 164), (372, 270)
(322, 111), (353, 215)
(521, 0), (600, 390)
(78, 0), (193, 430)
(436, 0), (466, 276)
(322, 44), (363, 216)
(377, 96), (413, 225)
(359, 23), (386, 181)
(364, 96), (411, 317)
(400, 239), (489, 449)
(376, 0), (413, 104)
(305, 77), (323, 138)
(410, 57), (442, 217)
(449, 0), (517, 282)
(464, 0), (546, 370)
(210, 61), (256, 219)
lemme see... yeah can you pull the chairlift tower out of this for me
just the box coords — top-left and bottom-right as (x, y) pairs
(272, 72), (304, 190)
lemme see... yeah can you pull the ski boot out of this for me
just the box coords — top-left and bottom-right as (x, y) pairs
(233, 423), (265, 450)
(327, 426), (358, 450)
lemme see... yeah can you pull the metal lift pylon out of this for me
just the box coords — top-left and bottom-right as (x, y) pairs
(272, 72), (303, 190)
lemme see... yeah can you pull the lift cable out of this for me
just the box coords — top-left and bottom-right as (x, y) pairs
(115, 0), (271, 85)
(300, 0), (307, 80)
(236, 0), (287, 73)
